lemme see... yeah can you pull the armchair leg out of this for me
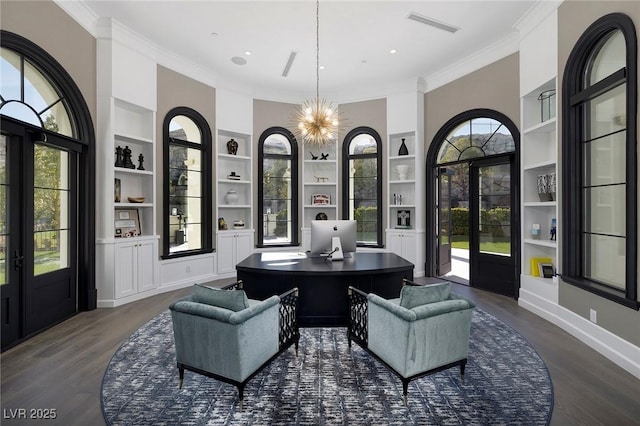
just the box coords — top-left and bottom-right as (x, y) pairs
(237, 384), (245, 411)
(460, 359), (467, 384)
(178, 364), (184, 389)
(402, 380), (409, 405)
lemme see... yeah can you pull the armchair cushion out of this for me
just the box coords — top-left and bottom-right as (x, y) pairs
(193, 283), (250, 311)
(399, 281), (450, 309)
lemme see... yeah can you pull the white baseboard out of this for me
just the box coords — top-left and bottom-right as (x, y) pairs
(519, 290), (640, 380)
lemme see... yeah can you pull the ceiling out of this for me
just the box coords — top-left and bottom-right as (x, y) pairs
(81, 1), (538, 100)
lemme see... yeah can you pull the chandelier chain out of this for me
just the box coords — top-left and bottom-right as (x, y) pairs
(316, 0), (320, 104)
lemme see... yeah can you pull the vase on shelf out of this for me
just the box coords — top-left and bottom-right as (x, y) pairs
(537, 175), (552, 201)
(224, 189), (239, 205)
(398, 138), (409, 156)
(226, 138), (238, 155)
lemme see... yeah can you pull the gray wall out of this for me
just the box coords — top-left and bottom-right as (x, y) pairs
(0, 0), (97, 128)
(557, 1), (640, 346)
(424, 53), (520, 152)
(156, 65), (216, 254)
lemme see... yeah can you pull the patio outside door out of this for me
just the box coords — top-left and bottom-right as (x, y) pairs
(436, 167), (453, 275)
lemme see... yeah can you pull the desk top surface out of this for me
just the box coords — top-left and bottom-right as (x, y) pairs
(236, 252), (414, 276)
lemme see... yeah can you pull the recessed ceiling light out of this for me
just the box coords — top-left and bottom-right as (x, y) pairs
(210, 32), (219, 37)
(244, 51), (251, 56)
(231, 56), (247, 65)
(319, 65), (325, 70)
(390, 49), (398, 54)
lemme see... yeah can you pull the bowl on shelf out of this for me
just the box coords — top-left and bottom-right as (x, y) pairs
(127, 197), (145, 203)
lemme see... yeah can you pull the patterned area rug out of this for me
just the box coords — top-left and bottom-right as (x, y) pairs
(101, 309), (553, 425)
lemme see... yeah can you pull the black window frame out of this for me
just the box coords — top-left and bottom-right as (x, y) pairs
(342, 126), (383, 248)
(161, 107), (213, 259)
(561, 13), (638, 309)
(257, 126), (299, 248)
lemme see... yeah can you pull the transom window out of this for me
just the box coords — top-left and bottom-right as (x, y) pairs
(258, 127), (298, 247)
(1, 47), (74, 137)
(562, 13), (638, 309)
(437, 117), (515, 165)
(163, 108), (212, 258)
(342, 127), (382, 247)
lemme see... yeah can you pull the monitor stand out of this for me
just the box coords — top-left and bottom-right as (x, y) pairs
(328, 236), (344, 261)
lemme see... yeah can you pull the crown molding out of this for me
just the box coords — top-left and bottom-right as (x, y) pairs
(423, 32), (520, 93)
(514, 0), (562, 40)
(53, 0), (98, 36)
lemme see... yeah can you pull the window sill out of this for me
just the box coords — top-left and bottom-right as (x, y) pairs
(560, 274), (639, 310)
(162, 248), (214, 260)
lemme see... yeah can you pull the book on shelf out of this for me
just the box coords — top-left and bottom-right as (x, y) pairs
(530, 257), (553, 277)
(538, 263), (554, 278)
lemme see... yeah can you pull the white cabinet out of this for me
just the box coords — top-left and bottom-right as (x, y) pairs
(216, 130), (252, 231)
(114, 238), (158, 298)
(520, 78), (559, 303)
(217, 230), (254, 275)
(387, 231), (417, 265)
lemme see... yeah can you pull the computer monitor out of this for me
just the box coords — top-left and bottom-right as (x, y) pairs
(310, 220), (357, 257)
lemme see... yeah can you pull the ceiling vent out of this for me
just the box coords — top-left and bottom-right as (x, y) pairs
(282, 51), (297, 77)
(407, 12), (460, 33)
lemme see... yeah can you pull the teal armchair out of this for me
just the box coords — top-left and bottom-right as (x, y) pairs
(169, 281), (299, 408)
(348, 280), (475, 403)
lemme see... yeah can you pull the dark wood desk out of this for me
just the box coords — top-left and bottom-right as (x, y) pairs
(236, 252), (414, 326)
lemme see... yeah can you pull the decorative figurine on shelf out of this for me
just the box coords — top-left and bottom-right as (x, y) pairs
(550, 218), (557, 241)
(320, 153), (329, 160)
(218, 217), (228, 230)
(115, 146), (125, 167)
(227, 138), (238, 155)
(137, 153), (145, 170)
(122, 146), (135, 169)
(398, 138), (409, 156)
(309, 152), (319, 160)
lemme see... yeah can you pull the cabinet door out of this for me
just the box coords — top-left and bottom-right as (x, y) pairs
(114, 241), (137, 298)
(137, 239), (157, 293)
(234, 232), (253, 264)
(217, 233), (236, 274)
(387, 232), (403, 257)
(400, 233), (417, 265)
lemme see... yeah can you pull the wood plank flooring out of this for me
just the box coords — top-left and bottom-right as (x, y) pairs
(1, 279), (639, 425)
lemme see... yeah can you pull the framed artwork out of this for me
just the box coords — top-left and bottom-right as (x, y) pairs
(312, 194), (331, 205)
(115, 209), (141, 238)
(397, 210), (411, 228)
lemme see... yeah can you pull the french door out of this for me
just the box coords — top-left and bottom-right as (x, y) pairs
(469, 156), (517, 296)
(436, 167), (453, 275)
(1, 117), (78, 350)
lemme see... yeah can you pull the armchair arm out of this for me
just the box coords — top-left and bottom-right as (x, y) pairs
(411, 299), (473, 320)
(169, 300), (234, 323)
(278, 288), (299, 351)
(229, 296), (280, 324)
(169, 295), (280, 325)
(449, 291), (477, 308)
(368, 293), (417, 322)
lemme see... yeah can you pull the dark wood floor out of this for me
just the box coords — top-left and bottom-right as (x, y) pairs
(1, 278), (639, 425)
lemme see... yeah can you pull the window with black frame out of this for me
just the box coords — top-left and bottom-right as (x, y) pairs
(258, 127), (298, 247)
(562, 13), (638, 309)
(342, 127), (382, 247)
(162, 108), (212, 258)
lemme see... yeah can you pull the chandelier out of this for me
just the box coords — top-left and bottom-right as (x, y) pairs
(295, 0), (340, 146)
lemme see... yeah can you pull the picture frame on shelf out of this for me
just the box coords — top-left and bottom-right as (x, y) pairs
(397, 210), (411, 228)
(115, 209), (141, 238)
(312, 194), (330, 205)
(538, 263), (554, 278)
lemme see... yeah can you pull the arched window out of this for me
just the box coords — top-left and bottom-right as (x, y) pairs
(162, 107), (212, 258)
(258, 127), (298, 247)
(342, 127), (382, 247)
(0, 46), (75, 137)
(562, 13), (638, 309)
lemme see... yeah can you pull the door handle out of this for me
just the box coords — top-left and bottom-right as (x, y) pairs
(12, 250), (24, 270)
